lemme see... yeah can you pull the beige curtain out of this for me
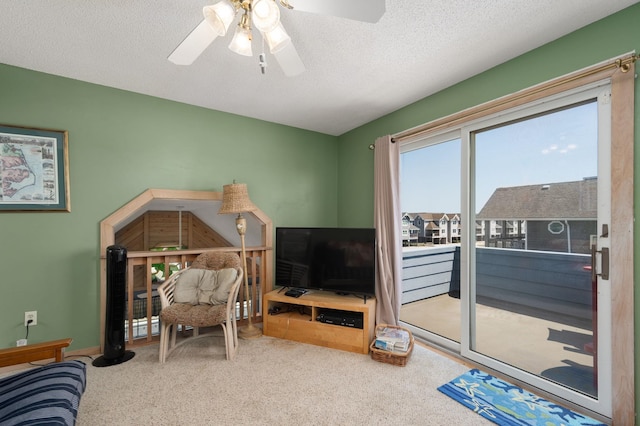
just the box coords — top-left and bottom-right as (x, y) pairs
(373, 135), (402, 325)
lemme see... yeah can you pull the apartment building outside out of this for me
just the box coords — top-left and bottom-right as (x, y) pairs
(403, 178), (596, 254)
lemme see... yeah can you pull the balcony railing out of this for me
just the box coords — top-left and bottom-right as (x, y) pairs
(123, 246), (270, 345)
(401, 245), (593, 321)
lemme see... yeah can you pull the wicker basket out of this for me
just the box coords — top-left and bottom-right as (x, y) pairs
(369, 324), (414, 367)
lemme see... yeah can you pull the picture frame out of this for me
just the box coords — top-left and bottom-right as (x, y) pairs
(0, 124), (70, 212)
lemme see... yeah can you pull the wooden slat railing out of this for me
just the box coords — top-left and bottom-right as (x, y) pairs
(124, 246), (271, 345)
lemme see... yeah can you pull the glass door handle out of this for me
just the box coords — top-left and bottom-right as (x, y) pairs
(591, 245), (609, 281)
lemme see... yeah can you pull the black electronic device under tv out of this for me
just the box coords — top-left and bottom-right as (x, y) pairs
(275, 227), (376, 298)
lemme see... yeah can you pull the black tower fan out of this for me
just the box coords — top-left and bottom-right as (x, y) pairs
(93, 245), (135, 367)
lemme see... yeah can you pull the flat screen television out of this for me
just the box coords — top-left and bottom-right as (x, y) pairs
(275, 227), (376, 297)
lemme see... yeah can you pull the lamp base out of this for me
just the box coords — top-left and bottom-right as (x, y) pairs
(239, 323), (262, 339)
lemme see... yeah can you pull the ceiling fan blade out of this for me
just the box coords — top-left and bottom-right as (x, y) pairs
(273, 43), (306, 77)
(285, 0), (385, 23)
(168, 20), (218, 65)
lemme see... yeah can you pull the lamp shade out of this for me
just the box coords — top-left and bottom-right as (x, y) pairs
(252, 0), (280, 32)
(228, 25), (253, 56)
(218, 183), (257, 214)
(203, 1), (236, 36)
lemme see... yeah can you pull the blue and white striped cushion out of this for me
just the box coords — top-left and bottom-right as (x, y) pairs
(0, 360), (86, 426)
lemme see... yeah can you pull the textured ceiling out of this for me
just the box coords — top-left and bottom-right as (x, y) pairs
(1, 1), (637, 136)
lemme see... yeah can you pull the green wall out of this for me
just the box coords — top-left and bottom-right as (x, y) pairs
(0, 64), (338, 351)
(337, 3), (640, 419)
(1, 1), (638, 417)
(338, 4), (640, 223)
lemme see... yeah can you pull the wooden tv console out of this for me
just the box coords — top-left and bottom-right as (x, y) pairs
(263, 289), (376, 354)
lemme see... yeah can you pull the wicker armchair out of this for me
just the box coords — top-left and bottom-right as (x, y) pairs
(157, 252), (243, 363)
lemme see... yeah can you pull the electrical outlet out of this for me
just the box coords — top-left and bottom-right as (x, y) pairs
(17, 339), (27, 347)
(25, 311), (37, 326)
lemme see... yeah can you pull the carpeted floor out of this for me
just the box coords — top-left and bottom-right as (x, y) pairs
(76, 334), (493, 425)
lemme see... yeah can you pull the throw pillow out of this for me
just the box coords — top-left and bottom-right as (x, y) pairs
(173, 268), (203, 305)
(195, 268), (239, 305)
(210, 268), (239, 305)
(197, 269), (219, 305)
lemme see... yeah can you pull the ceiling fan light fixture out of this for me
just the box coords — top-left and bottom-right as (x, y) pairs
(252, 0), (280, 32)
(228, 14), (253, 56)
(263, 22), (291, 53)
(174, 0), (388, 75)
(203, 1), (236, 36)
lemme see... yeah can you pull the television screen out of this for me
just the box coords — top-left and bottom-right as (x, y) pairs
(275, 227), (376, 296)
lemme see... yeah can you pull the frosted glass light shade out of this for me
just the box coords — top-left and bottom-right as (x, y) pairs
(229, 25), (253, 56)
(264, 22), (291, 53)
(203, 1), (236, 36)
(252, 0), (280, 32)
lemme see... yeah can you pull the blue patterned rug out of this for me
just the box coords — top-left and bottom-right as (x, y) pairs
(438, 369), (607, 426)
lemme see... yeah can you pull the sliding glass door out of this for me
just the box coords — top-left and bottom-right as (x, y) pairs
(400, 81), (614, 417)
(462, 84), (611, 415)
(400, 135), (462, 346)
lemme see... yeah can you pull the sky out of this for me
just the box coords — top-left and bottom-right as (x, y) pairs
(400, 101), (598, 214)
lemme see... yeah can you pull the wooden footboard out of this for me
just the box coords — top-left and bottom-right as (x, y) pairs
(0, 338), (72, 367)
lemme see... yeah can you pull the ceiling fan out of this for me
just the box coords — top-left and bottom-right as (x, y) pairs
(168, 0), (386, 76)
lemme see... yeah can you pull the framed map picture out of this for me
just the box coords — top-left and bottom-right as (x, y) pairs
(0, 125), (70, 212)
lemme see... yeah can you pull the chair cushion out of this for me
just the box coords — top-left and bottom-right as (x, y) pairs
(160, 303), (228, 327)
(173, 267), (238, 306)
(191, 252), (241, 270)
(173, 269), (204, 305)
(198, 268), (239, 305)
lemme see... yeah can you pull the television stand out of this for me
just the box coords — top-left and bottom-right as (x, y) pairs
(263, 289), (376, 354)
(334, 292), (369, 304)
(284, 288), (307, 298)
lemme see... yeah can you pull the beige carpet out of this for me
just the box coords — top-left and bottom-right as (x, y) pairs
(76, 334), (492, 425)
